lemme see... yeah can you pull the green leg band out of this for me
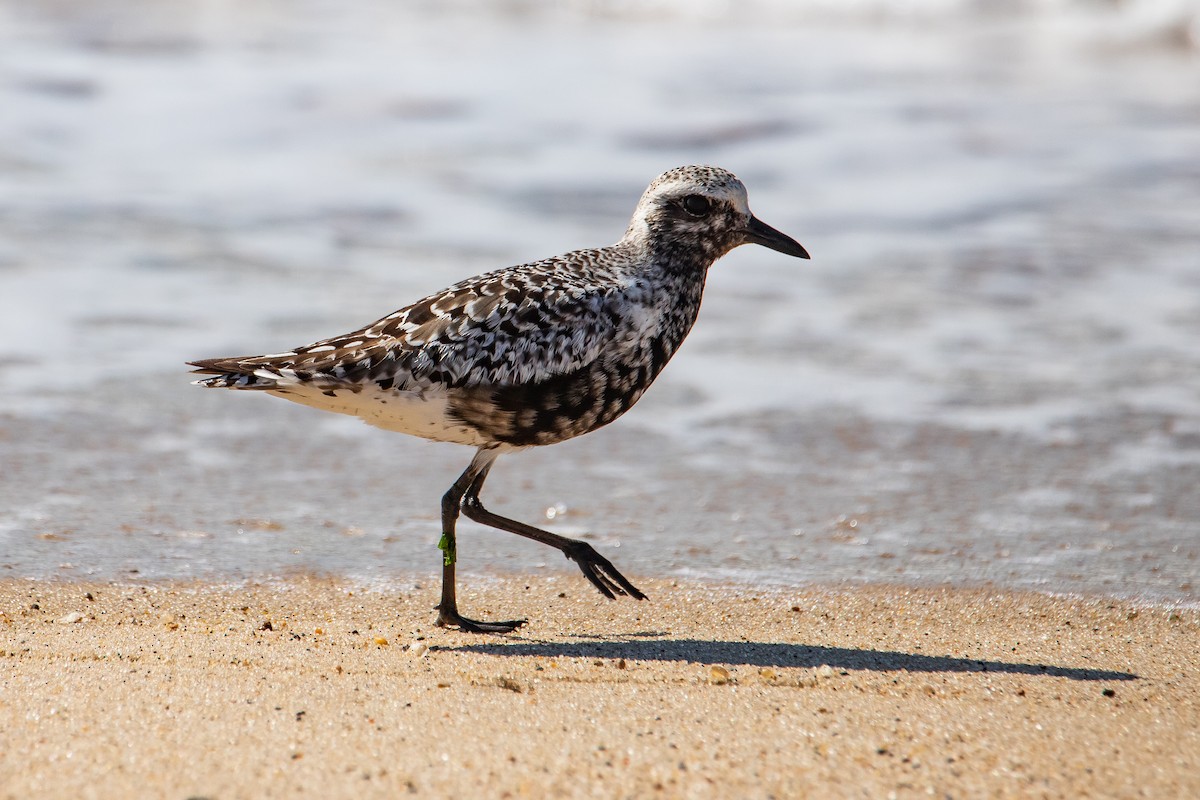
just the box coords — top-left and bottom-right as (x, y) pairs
(438, 533), (456, 566)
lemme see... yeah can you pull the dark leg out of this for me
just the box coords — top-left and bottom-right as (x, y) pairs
(461, 463), (647, 603)
(435, 449), (527, 633)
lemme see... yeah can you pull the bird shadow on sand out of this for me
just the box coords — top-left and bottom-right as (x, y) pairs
(442, 638), (1137, 682)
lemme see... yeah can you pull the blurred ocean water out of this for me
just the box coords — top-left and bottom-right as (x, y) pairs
(1, 1), (1198, 603)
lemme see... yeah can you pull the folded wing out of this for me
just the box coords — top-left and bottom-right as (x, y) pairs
(189, 253), (625, 395)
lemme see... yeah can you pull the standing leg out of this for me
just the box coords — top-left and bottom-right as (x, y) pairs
(435, 448), (527, 633)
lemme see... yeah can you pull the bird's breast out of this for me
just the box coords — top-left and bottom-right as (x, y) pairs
(449, 284), (704, 448)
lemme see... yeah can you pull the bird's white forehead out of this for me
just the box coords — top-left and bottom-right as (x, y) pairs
(640, 165), (751, 214)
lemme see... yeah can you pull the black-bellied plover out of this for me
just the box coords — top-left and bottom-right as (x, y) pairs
(190, 165), (809, 632)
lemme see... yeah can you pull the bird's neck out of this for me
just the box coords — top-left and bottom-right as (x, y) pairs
(622, 241), (710, 376)
(617, 228), (718, 278)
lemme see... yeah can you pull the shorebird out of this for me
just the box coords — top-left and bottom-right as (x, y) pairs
(190, 165), (808, 632)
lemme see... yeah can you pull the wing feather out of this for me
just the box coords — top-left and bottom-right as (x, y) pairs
(190, 250), (632, 393)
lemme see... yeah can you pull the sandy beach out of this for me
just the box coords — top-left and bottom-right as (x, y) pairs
(2, 576), (1196, 798)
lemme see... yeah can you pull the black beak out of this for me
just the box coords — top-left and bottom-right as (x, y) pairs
(744, 215), (810, 259)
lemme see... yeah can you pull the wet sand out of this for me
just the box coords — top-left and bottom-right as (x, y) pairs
(2, 576), (1196, 798)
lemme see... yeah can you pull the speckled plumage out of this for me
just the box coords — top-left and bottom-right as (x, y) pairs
(190, 165), (809, 632)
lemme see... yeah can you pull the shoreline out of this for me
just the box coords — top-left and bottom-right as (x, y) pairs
(3, 576), (1197, 797)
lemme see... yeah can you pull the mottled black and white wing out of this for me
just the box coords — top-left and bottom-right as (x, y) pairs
(189, 251), (628, 394)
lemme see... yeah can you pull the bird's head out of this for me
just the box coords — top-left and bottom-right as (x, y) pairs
(624, 165), (809, 264)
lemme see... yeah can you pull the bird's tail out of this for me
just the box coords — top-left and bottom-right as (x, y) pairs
(188, 358), (287, 390)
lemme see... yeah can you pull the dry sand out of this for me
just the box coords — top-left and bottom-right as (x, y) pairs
(1, 576), (1196, 799)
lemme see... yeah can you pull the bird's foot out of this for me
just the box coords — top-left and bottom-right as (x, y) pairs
(435, 605), (527, 634)
(562, 541), (648, 601)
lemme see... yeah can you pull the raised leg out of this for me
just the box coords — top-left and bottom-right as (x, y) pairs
(460, 463), (647, 603)
(435, 449), (527, 633)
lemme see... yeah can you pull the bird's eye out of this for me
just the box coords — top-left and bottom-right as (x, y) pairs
(681, 194), (712, 217)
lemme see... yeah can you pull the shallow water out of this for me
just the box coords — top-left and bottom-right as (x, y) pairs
(2, 1), (1199, 603)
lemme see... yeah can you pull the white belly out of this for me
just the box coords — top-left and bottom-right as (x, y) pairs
(267, 384), (491, 447)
